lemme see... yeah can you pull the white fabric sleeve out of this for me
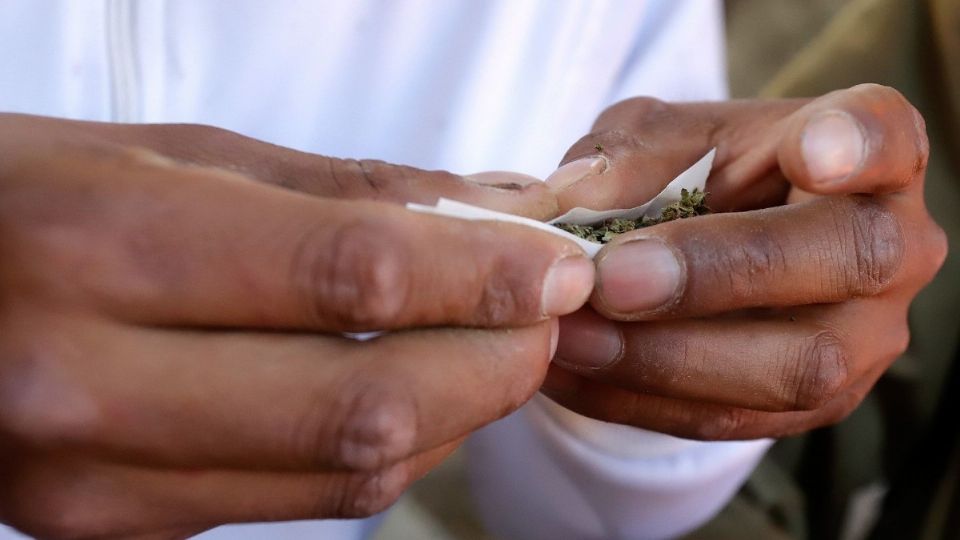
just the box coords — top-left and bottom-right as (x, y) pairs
(466, 396), (772, 540)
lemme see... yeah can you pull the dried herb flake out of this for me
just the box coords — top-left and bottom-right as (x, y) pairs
(554, 188), (709, 244)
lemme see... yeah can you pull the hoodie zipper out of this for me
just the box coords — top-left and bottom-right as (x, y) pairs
(105, 0), (141, 122)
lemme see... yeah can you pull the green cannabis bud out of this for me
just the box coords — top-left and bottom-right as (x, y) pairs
(554, 188), (709, 244)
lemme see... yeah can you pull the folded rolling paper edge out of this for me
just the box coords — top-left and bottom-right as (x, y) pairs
(404, 148), (716, 259)
(405, 200), (602, 256)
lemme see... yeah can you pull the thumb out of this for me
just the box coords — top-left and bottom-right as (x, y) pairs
(777, 83), (928, 195)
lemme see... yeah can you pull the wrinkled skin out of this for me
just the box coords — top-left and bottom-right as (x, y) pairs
(0, 114), (595, 538)
(0, 82), (947, 539)
(545, 84), (948, 440)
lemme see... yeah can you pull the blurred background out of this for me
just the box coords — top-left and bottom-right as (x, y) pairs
(724, 0), (845, 98)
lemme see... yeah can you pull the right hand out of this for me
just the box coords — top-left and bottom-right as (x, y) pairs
(0, 114), (594, 538)
(541, 85), (945, 440)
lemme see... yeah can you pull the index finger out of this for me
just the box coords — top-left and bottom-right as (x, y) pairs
(547, 84), (928, 214)
(0, 113), (561, 220)
(19, 150), (594, 331)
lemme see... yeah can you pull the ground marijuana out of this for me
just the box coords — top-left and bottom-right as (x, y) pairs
(554, 188), (709, 244)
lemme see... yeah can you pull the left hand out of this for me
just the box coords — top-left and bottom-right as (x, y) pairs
(541, 84), (947, 440)
(0, 115), (587, 538)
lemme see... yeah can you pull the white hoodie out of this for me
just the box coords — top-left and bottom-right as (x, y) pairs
(0, 1), (769, 538)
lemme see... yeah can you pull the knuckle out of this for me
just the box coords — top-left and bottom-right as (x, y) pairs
(689, 408), (747, 441)
(0, 343), (100, 447)
(335, 463), (411, 518)
(328, 374), (418, 471)
(835, 198), (904, 295)
(695, 224), (787, 301)
(791, 331), (850, 410)
(475, 263), (529, 325)
(296, 218), (412, 330)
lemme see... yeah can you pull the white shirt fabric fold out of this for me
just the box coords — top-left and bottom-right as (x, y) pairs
(468, 397), (771, 540)
(0, 1), (769, 538)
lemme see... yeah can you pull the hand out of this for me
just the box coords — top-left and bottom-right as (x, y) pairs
(0, 115), (594, 538)
(542, 84), (947, 440)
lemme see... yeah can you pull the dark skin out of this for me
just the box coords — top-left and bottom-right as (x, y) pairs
(0, 83), (946, 538)
(545, 84), (947, 440)
(0, 115), (595, 538)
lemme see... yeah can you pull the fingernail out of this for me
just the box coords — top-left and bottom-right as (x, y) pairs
(554, 310), (622, 369)
(465, 171), (543, 190)
(549, 318), (560, 359)
(597, 239), (681, 313)
(541, 256), (596, 317)
(801, 111), (865, 184)
(545, 156), (607, 191)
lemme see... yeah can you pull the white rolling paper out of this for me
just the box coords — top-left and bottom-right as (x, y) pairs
(406, 149), (716, 257)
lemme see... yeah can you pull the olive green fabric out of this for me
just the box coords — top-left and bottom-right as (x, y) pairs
(689, 1), (960, 538)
